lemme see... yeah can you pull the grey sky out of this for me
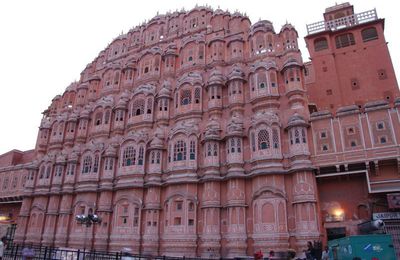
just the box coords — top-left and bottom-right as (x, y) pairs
(0, 0), (398, 155)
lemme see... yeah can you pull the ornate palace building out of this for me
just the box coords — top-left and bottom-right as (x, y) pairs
(1, 2), (399, 257)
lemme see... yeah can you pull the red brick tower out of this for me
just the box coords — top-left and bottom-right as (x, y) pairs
(305, 2), (399, 112)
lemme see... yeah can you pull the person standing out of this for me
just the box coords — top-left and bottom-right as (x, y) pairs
(321, 246), (329, 260)
(305, 241), (316, 260)
(0, 236), (6, 260)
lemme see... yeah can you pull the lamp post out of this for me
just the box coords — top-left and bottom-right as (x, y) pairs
(75, 213), (102, 251)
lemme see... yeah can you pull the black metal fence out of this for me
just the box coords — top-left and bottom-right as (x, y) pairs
(3, 244), (134, 260)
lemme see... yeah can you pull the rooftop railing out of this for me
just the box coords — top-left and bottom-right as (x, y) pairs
(306, 9), (378, 35)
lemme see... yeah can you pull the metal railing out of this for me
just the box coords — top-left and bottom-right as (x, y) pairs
(306, 9), (378, 35)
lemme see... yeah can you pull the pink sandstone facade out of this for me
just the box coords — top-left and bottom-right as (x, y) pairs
(1, 2), (400, 257)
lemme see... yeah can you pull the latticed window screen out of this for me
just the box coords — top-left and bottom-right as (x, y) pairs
(272, 129), (279, 148)
(207, 143), (212, 156)
(181, 89), (192, 105)
(231, 138), (235, 153)
(151, 151), (155, 164)
(294, 129), (300, 144)
(301, 129), (307, 143)
(123, 146), (136, 166)
(67, 164), (75, 175)
(251, 132), (256, 152)
(213, 143), (218, 156)
(82, 156), (92, 173)
(194, 88), (201, 103)
(258, 129), (270, 150)
(138, 146), (144, 165)
(156, 151), (161, 164)
(237, 138), (242, 153)
(174, 140), (186, 161)
(132, 99), (145, 116)
(147, 98), (153, 114)
(190, 140), (196, 160)
(93, 155), (99, 173)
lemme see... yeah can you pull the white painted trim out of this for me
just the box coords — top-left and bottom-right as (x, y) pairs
(338, 118), (344, 152)
(388, 109), (397, 144)
(330, 118), (337, 153)
(365, 113), (374, 147)
(358, 113), (366, 148)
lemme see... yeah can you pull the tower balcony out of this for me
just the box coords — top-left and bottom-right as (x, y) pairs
(306, 9), (378, 35)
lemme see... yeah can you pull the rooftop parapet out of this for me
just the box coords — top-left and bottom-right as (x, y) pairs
(306, 9), (378, 35)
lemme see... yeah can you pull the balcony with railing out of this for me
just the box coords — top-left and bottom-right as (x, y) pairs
(306, 9), (378, 35)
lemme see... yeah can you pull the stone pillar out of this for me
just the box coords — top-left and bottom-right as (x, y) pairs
(292, 171), (320, 249)
(200, 181), (221, 258)
(54, 194), (73, 247)
(94, 191), (113, 251)
(14, 197), (33, 244)
(142, 187), (161, 256)
(225, 179), (247, 257)
(42, 195), (61, 246)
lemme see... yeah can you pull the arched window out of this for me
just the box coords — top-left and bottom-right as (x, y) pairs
(132, 99), (145, 116)
(150, 151), (155, 164)
(93, 154), (99, 173)
(138, 146), (144, 165)
(258, 129), (270, 150)
(122, 146), (136, 166)
(39, 166), (45, 179)
(314, 37), (328, 51)
(194, 88), (201, 104)
(95, 112), (103, 126)
(156, 151), (161, 164)
(104, 110), (111, 124)
(335, 33), (355, 48)
(147, 98), (153, 114)
(251, 132), (256, 152)
(189, 140), (196, 160)
(82, 156), (92, 174)
(237, 138), (242, 153)
(294, 129), (300, 144)
(181, 90), (192, 105)
(46, 165), (51, 178)
(174, 140), (186, 161)
(362, 27), (378, 42)
(207, 143), (212, 156)
(213, 143), (218, 156)
(301, 129), (307, 143)
(272, 128), (279, 148)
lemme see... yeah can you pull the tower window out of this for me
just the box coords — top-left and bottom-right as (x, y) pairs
(314, 37), (328, 51)
(377, 122), (385, 130)
(361, 27), (378, 42)
(335, 33), (355, 48)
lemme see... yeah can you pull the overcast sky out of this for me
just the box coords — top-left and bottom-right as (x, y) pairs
(0, 0), (398, 155)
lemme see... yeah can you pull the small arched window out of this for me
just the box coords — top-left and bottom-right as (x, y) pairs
(362, 27), (378, 42)
(174, 140), (186, 161)
(82, 156), (92, 174)
(272, 129), (279, 148)
(194, 88), (201, 104)
(314, 37), (328, 51)
(147, 98), (153, 114)
(132, 99), (145, 116)
(122, 146), (136, 166)
(181, 90), (192, 105)
(335, 33), (355, 48)
(93, 154), (99, 173)
(258, 129), (270, 150)
(138, 146), (144, 165)
(189, 140), (196, 160)
(95, 112), (103, 126)
(46, 165), (51, 178)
